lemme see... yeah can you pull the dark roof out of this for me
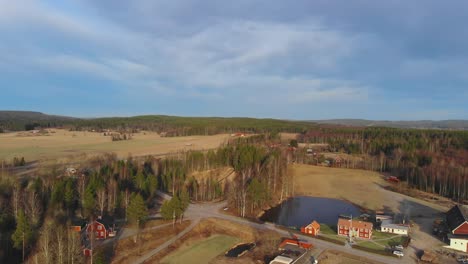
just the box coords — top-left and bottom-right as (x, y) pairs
(95, 217), (114, 229)
(446, 205), (468, 232)
(71, 218), (87, 228)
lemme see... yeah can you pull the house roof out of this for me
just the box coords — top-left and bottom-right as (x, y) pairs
(446, 205), (468, 233)
(306, 221), (320, 230)
(381, 219), (409, 231)
(338, 218), (373, 230)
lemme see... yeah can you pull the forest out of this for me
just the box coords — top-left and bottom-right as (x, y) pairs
(298, 127), (468, 201)
(0, 111), (314, 135)
(0, 134), (291, 263)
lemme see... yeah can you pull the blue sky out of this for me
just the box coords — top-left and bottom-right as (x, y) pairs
(1, 0), (467, 120)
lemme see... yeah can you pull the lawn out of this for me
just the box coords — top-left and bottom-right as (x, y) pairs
(319, 224), (337, 235)
(372, 231), (398, 240)
(354, 240), (386, 251)
(160, 234), (240, 264)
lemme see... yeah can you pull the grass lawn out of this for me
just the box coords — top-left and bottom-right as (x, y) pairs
(160, 234), (240, 264)
(372, 231), (398, 240)
(355, 241), (386, 251)
(320, 224), (337, 235)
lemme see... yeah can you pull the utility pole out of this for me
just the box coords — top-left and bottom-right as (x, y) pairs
(90, 216), (94, 264)
(137, 219), (141, 255)
(22, 231), (25, 263)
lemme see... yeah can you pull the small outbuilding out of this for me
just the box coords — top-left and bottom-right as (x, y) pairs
(269, 255), (294, 264)
(301, 220), (320, 236)
(380, 219), (409, 235)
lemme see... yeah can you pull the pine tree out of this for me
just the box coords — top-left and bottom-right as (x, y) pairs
(127, 193), (148, 226)
(12, 209), (33, 261)
(83, 187), (95, 218)
(160, 200), (173, 220)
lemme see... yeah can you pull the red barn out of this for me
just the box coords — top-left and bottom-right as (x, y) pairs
(446, 205), (468, 252)
(447, 205), (468, 235)
(301, 221), (320, 236)
(338, 218), (373, 239)
(86, 218), (113, 240)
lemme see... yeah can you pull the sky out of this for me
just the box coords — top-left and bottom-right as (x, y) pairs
(1, 0), (468, 120)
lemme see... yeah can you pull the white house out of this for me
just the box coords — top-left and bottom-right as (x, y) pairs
(269, 255), (293, 264)
(445, 235), (468, 252)
(380, 219), (409, 235)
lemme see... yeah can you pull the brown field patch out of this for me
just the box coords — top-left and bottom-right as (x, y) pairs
(110, 220), (191, 264)
(318, 250), (386, 264)
(0, 129), (229, 162)
(291, 164), (395, 211)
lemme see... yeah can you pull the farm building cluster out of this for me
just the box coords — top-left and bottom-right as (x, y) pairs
(269, 237), (313, 264)
(445, 205), (468, 253)
(71, 216), (117, 256)
(300, 211), (410, 241)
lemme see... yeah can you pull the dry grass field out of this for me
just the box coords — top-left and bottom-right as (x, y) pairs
(160, 234), (240, 264)
(291, 164), (394, 210)
(318, 250), (386, 264)
(110, 220), (192, 264)
(0, 129), (229, 162)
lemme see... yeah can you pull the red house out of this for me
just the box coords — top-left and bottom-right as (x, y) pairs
(301, 221), (320, 236)
(447, 205), (468, 235)
(86, 218), (115, 240)
(446, 205), (468, 252)
(338, 218), (373, 239)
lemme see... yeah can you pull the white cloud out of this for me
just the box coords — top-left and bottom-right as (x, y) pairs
(0, 0), (370, 106)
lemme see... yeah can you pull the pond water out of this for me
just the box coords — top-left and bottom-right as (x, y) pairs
(260, 196), (361, 229)
(225, 243), (255, 258)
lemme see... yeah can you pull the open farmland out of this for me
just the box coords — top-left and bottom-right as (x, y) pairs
(0, 129), (229, 162)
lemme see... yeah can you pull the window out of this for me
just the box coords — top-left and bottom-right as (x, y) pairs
(97, 225), (102, 230)
(100, 231), (104, 237)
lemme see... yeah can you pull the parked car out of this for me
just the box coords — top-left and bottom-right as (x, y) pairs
(393, 250), (404, 257)
(394, 245), (404, 251)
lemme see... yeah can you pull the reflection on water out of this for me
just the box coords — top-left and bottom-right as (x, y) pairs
(260, 196), (361, 228)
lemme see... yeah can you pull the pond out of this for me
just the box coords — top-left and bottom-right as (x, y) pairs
(259, 196), (361, 229)
(225, 243), (256, 258)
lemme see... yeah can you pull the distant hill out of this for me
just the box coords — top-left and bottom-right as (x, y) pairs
(0, 111), (314, 134)
(2, 111), (467, 133)
(312, 119), (468, 130)
(0, 111), (76, 131)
